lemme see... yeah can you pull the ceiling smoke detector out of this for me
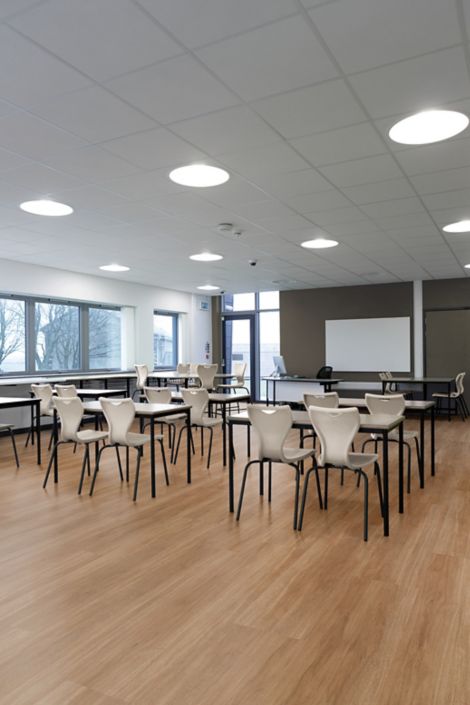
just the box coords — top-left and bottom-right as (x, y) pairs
(216, 222), (243, 237)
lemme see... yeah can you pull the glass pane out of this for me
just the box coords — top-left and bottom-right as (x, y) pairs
(259, 311), (280, 399)
(89, 308), (121, 369)
(232, 293), (255, 311)
(224, 318), (252, 394)
(259, 290), (279, 310)
(0, 298), (25, 373)
(154, 314), (176, 367)
(35, 302), (80, 371)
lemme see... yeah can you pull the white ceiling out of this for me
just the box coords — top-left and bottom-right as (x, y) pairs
(0, 0), (469, 293)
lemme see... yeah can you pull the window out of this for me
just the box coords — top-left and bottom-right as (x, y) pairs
(0, 294), (123, 375)
(89, 307), (121, 370)
(154, 312), (178, 368)
(223, 292), (255, 312)
(0, 298), (25, 373)
(259, 290), (279, 310)
(35, 301), (80, 371)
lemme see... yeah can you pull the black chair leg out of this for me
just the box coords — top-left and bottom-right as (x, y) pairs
(207, 427), (214, 469)
(8, 428), (20, 468)
(340, 468), (344, 486)
(324, 466), (329, 510)
(43, 441), (60, 488)
(291, 464), (301, 530)
(78, 445), (89, 495)
(236, 460), (260, 520)
(359, 469), (369, 542)
(268, 461), (272, 502)
(159, 440), (169, 485)
(374, 462), (384, 517)
(115, 446), (123, 481)
(89, 445), (108, 496)
(133, 448), (142, 501)
(173, 426), (185, 464)
(200, 426), (204, 456)
(126, 447), (129, 482)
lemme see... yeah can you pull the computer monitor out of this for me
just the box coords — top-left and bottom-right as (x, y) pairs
(273, 355), (287, 375)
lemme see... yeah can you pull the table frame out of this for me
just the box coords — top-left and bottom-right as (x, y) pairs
(0, 397), (41, 465)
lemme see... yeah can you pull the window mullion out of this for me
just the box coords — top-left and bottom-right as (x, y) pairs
(81, 305), (89, 371)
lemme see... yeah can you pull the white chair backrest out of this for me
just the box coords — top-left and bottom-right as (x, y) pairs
(31, 383), (54, 415)
(55, 384), (78, 398)
(134, 364), (148, 389)
(247, 404), (293, 463)
(53, 396), (83, 442)
(197, 363), (218, 390)
(308, 406), (359, 468)
(456, 372), (466, 395)
(181, 388), (209, 425)
(232, 361), (247, 382)
(100, 398), (135, 446)
(365, 393), (405, 417)
(144, 386), (172, 404)
(177, 363), (190, 375)
(303, 392), (339, 409)
(189, 363), (198, 375)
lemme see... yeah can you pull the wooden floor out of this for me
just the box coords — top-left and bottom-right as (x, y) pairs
(0, 417), (469, 705)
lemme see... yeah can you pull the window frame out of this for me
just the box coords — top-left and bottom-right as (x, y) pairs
(153, 310), (179, 370)
(0, 293), (122, 376)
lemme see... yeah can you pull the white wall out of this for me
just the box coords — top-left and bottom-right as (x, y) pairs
(0, 258), (212, 367)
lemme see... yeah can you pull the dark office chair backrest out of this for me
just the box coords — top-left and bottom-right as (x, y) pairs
(316, 365), (333, 379)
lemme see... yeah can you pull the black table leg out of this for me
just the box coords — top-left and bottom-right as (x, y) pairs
(266, 379), (270, 406)
(53, 409), (59, 483)
(381, 381), (386, 394)
(222, 403), (227, 467)
(419, 412), (425, 488)
(150, 416), (156, 498)
(448, 381), (451, 422)
(431, 405), (435, 476)
(186, 409), (191, 484)
(35, 401), (41, 465)
(382, 431), (389, 537)
(398, 420), (404, 513)
(273, 380), (277, 405)
(229, 420), (234, 512)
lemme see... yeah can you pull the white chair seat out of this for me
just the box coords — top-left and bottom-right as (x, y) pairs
(126, 432), (152, 447)
(0, 423), (14, 430)
(218, 383), (245, 389)
(200, 416), (223, 428)
(159, 414), (186, 422)
(283, 446), (315, 463)
(347, 452), (378, 469)
(432, 391), (459, 398)
(76, 429), (108, 444)
(370, 429), (418, 442)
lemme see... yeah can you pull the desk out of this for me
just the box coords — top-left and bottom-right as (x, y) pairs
(263, 376), (343, 405)
(172, 391), (251, 466)
(337, 397), (436, 485)
(50, 401), (192, 496)
(228, 409), (404, 537)
(0, 397), (41, 465)
(0, 372), (138, 395)
(383, 377), (453, 421)
(76, 388), (127, 399)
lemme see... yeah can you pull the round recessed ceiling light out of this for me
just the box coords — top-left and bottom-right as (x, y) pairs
(190, 252), (223, 262)
(197, 284), (220, 291)
(20, 199), (73, 216)
(99, 264), (130, 272)
(301, 238), (338, 249)
(169, 164), (230, 188)
(389, 110), (469, 145)
(465, 264), (470, 269)
(443, 219), (470, 233)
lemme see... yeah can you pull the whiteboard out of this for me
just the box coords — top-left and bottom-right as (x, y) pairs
(325, 317), (411, 372)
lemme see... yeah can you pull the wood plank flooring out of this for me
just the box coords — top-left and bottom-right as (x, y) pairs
(0, 417), (469, 705)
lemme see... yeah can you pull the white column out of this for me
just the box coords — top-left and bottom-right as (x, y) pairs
(413, 280), (424, 376)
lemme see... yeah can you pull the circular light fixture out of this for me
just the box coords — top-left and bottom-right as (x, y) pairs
(389, 110), (469, 145)
(465, 264), (470, 269)
(190, 252), (223, 262)
(443, 219), (470, 233)
(20, 199), (73, 216)
(99, 264), (130, 272)
(301, 238), (338, 249)
(169, 164), (229, 188)
(197, 284), (220, 291)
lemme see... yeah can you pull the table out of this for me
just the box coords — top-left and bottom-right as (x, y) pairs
(263, 376), (343, 405)
(150, 371), (232, 389)
(228, 409), (404, 537)
(50, 401), (192, 496)
(172, 391), (251, 466)
(337, 397), (436, 485)
(0, 397), (41, 465)
(383, 377), (454, 421)
(0, 372), (139, 395)
(75, 388), (127, 399)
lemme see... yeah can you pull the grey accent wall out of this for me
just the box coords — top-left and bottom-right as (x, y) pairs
(280, 282), (413, 379)
(423, 277), (470, 310)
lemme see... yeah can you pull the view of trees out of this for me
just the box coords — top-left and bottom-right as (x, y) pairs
(89, 307), (121, 369)
(0, 298), (25, 372)
(35, 303), (80, 371)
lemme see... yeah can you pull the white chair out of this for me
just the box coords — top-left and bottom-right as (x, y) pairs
(364, 393), (421, 493)
(301, 406), (383, 541)
(173, 388), (222, 469)
(0, 423), (19, 468)
(302, 392), (339, 449)
(177, 363), (190, 375)
(217, 362), (249, 395)
(55, 384), (78, 397)
(90, 398), (166, 501)
(196, 363), (218, 391)
(432, 372), (468, 421)
(26, 383), (55, 449)
(133, 364), (149, 400)
(43, 397), (108, 494)
(143, 386), (186, 461)
(236, 405), (322, 530)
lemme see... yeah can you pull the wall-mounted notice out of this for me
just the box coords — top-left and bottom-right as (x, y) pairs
(325, 317), (411, 372)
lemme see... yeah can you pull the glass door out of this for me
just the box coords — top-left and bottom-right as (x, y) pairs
(222, 314), (256, 397)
